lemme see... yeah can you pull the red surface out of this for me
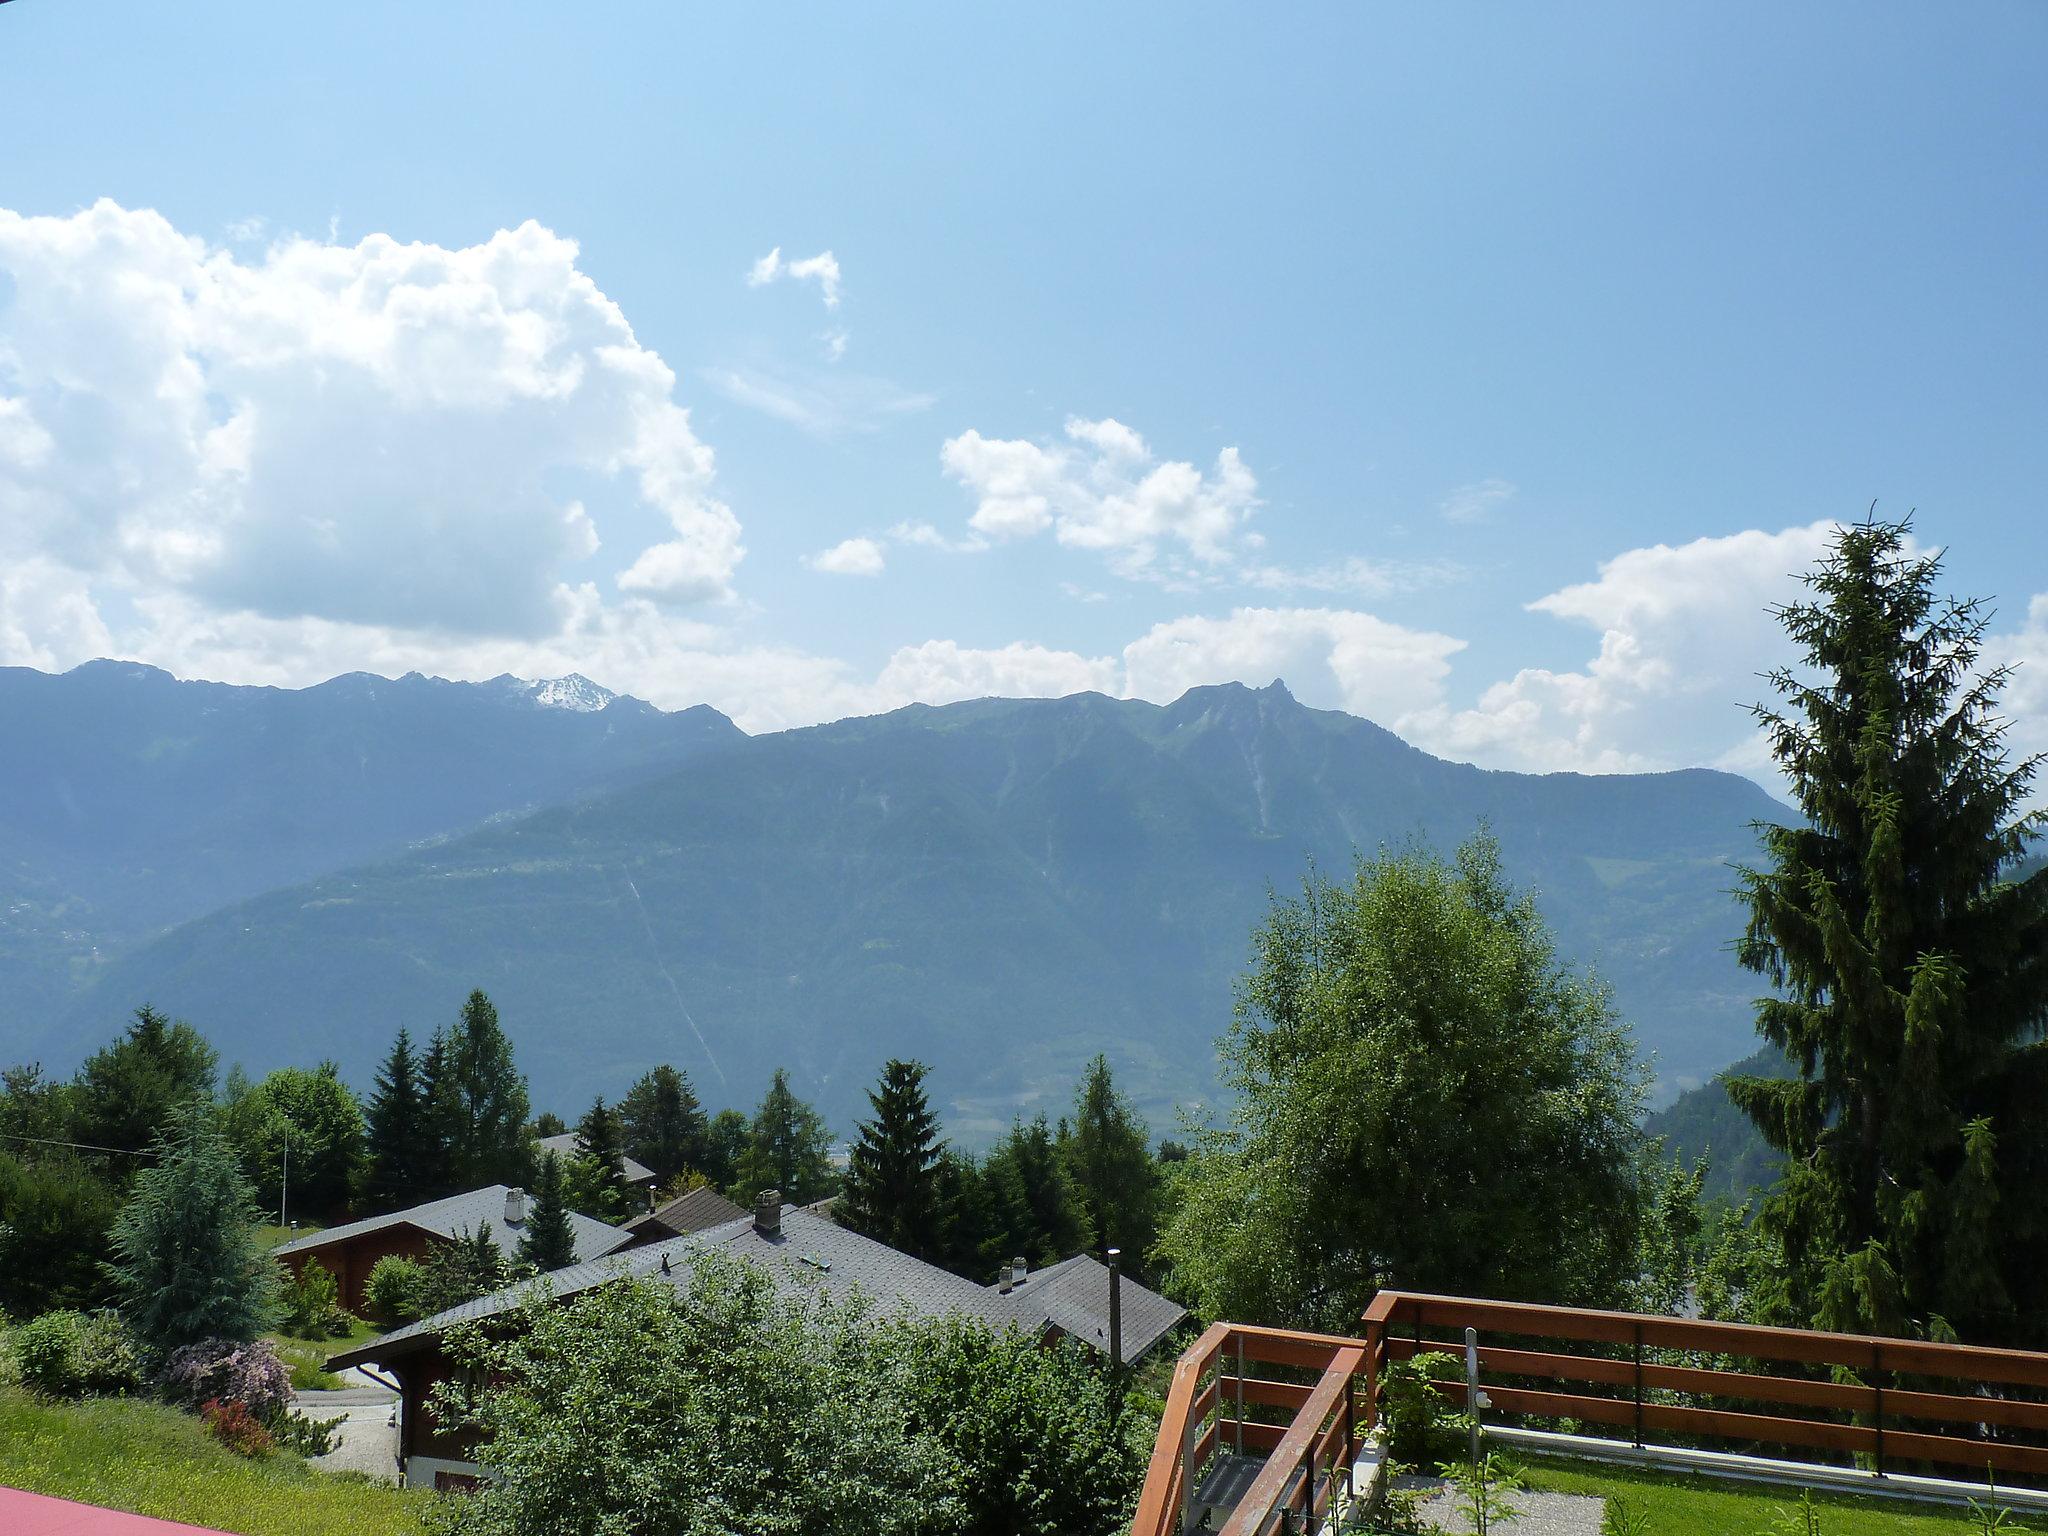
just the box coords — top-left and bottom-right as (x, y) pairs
(0, 1487), (231, 1534)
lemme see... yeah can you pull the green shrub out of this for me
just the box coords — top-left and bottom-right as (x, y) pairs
(364, 1255), (427, 1326)
(1381, 1349), (1469, 1466)
(283, 1259), (351, 1338)
(74, 1309), (144, 1394)
(14, 1311), (83, 1394)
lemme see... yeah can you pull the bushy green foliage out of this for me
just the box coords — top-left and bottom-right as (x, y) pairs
(433, 1254), (1145, 1536)
(1728, 520), (2048, 1343)
(563, 1096), (630, 1221)
(0, 1151), (119, 1316)
(433, 1257), (959, 1536)
(1158, 833), (1647, 1330)
(1059, 1055), (1159, 1273)
(1380, 1350), (1468, 1466)
(420, 1225), (510, 1316)
(281, 1260), (350, 1339)
(881, 1312), (1148, 1536)
(69, 1005), (219, 1167)
(981, 1114), (1091, 1269)
(14, 1310), (142, 1397)
(109, 1105), (277, 1357)
(221, 1062), (366, 1226)
(363, 1255), (429, 1327)
(619, 1064), (709, 1186)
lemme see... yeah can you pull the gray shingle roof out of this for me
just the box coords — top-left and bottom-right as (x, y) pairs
(274, 1184), (631, 1267)
(329, 1207), (1184, 1371)
(536, 1133), (655, 1186)
(632, 1185), (747, 1238)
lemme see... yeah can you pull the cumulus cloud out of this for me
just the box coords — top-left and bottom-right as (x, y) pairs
(745, 246), (842, 308)
(874, 639), (1119, 706)
(1986, 593), (2048, 777)
(1404, 522), (1840, 774)
(0, 200), (743, 636)
(1439, 477), (1517, 523)
(805, 537), (886, 577)
(940, 416), (1261, 583)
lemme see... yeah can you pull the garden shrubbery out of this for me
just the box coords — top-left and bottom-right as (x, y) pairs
(13, 1309), (144, 1398)
(281, 1260), (353, 1339)
(364, 1254), (428, 1326)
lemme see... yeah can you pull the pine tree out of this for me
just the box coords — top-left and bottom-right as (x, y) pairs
(418, 1025), (460, 1199)
(1060, 1054), (1160, 1270)
(838, 1060), (944, 1259)
(109, 1102), (276, 1355)
(703, 1109), (748, 1191)
(729, 1069), (836, 1205)
(70, 1005), (218, 1167)
(423, 1222), (511, 1314)
(565, 1096), (631, 1221)
(1728, 518), (2048, 1343)
(364, 1036), (436, 1212)
(619, 1065), (709, 1185)
(984, 1114), (1091, 1266)
(519, 1150), (579, 1272)
(442, 991), (532, 1190)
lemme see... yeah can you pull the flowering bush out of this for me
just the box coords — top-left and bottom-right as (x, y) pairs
(201, 1396), (276, 1456)
(162, 1338), (292, 1421)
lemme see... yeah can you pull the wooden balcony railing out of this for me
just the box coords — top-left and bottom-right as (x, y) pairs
(1132, 1293), (2048, 1536)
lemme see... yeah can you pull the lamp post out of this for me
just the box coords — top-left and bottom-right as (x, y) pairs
(279, 1114), (294, 1229)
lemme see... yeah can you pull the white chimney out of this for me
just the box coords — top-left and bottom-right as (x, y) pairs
(1011, 1256), (1028, 1290)
(754, 1189), (783, 1236)
(504, 1187), (528, 1226)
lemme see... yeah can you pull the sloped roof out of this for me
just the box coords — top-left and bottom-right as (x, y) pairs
(330, 1207), (1183, 1372)
(273, 1183), (631, 1267)
(993, 1253), (1187, 1366)
(632, 1184), (747, 1238)
(536, 1132), (655, 1185)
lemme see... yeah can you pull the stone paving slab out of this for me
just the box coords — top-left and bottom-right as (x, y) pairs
(1404, 1479), (1607, 1536)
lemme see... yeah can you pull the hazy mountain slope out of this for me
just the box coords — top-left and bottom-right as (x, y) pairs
(0, 661), (741, 1024)
(1644, 1045), (1791, 1202)
(55, 681), (1788, 1138)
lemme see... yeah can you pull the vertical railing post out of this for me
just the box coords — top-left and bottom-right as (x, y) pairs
(1180, 1358), (1200, 1536)
(1631, 1322), (1645, 1450)
(1871, 1341), (1886, 1479)
(1236, 1333), (1246, 1456)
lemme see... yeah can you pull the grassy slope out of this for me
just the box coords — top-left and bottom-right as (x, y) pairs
(0, 1389), (430, 1536)
(1522, 1456), (2009, 1535)
(266, 1317), (377, 1392)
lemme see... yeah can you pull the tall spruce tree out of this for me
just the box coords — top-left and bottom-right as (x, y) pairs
(838, 1059), (944, 1259)
(619, 1065), (709, 1185)
(442, 991), (532, 1190)
(519, 1150), (579, 1272)
(566, 1096), (631, 1221)
(109, 1102), (276, 1355)
(1728, 519), (2048, 1343)
(1059, 1055), (1160, 1271)
(364, 1027), (437, 1211)
(984, 1114), (1091, 1267)
(729, 1069), (836, 1205)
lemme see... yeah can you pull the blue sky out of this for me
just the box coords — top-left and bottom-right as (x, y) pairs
(1, 2), (2043, 777)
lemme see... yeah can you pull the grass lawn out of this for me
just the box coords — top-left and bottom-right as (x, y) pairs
(1518, 1454), (2023, 1535)
(0, 1388), (430, 1535)
(266, 1317), (379, 1392)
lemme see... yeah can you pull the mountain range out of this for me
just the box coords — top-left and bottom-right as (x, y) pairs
(2, 662), (1787, 1141)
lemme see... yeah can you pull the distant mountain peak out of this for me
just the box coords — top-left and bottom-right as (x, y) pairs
(494, 673), (618, 713)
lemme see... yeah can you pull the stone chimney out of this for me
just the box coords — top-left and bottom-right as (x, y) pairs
(754, 1189), (783, 1236)
(1010, 1256), (1028, 1290)
(504, 1187), (528, 1226)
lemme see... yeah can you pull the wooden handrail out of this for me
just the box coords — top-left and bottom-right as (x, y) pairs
(1131, 1294), (2048, 1536)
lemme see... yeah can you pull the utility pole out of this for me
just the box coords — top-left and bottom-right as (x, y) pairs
(279, 1114), (294, 1228)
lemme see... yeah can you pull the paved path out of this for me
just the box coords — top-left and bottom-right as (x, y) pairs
(0, 1486), (229, 1534)
(1402, 1476), (1608, 1535)
(295, 1384), (400, 1484)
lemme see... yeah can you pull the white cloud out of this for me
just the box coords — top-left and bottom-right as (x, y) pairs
(874, 639), (1119, 706)
(885, 520), (988, 554)
(703, 363), (933, 437)
(1439, 477), (1517, 524)
(745, 246), (842, 308)
(1987, 593), (2048, 779)
(0, 200), (743, 635)
(1404, 522), (1838, 773)
(1123, 607), (1465, 722)
(940, 416), (1261, 583)
(806, 537), (886, 577)
(1241, 555), (1463, 597)
(820, 327), (849, 362)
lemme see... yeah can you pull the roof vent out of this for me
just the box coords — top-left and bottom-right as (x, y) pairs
(504, 1187), (528, 1226)
(754, 1189), (783, 1236)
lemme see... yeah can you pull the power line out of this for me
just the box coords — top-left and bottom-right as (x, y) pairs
(0, 1130), (157, 1159)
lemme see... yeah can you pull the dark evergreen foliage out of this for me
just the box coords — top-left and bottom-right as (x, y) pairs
(1727, 519), (2048, 1342)
(69, 1004), (218, 1167)
(702, 1109), (747, 1191)
(566, 1096), (631, 1221)
(982, 1115), (1091, 1267)
(364, 1026), (439, 1211)
(0, 1150), (119, 1315)
(440, 990), (532, 1190)
(423, 1222), (512, 1315)
(838, 1059), (944, 1261)
(1059, 1055), (1159, 1273)
(519, 1150), (579, 1273)
(618, 1064), (709, 1185)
